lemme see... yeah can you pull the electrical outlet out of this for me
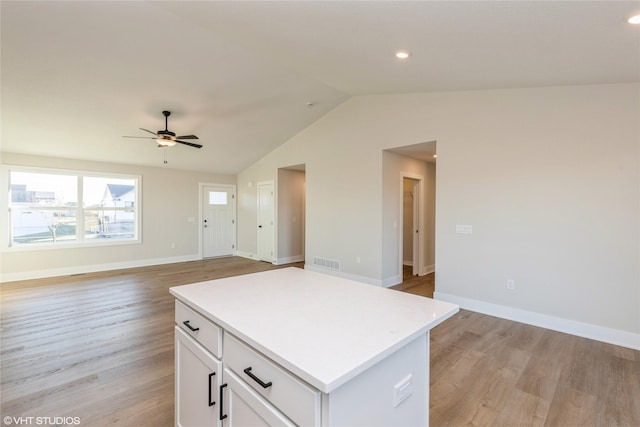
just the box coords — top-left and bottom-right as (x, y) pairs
(393, 374), (413, 407)
(506, 279), (515, 290)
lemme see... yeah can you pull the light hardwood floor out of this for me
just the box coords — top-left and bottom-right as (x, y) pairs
(1, 257), (639, 426)
(390, 265), (435, 298)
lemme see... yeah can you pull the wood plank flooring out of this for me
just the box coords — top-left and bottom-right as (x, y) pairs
(390, 265), (435, 298)
(1, 257), (639, 426)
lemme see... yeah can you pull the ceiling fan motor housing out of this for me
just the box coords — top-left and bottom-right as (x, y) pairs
(159, 110), (175, 136)
(157, 130), (176, 137)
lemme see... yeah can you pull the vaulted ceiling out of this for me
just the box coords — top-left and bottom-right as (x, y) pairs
(2, 1), (639, 174)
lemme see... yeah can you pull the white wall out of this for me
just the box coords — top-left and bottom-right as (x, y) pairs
(237, 109), (384, 282)
(237, 83), (640, 347)
(1, 152), (235, 281)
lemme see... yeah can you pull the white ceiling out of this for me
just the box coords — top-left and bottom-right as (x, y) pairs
(2, 1), (639, 174)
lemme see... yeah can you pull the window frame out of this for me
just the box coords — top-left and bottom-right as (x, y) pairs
(5, 165), (142, 251)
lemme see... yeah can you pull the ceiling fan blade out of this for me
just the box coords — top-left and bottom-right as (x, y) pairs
(176, 134), (199, 140)
(122, 136), (156, 139)
(176, 140), (203, 149)
(140, 128), (158, 136)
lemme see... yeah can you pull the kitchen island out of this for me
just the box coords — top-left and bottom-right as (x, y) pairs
(170, 267), (458, 427)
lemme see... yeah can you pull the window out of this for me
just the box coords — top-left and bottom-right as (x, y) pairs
(208, 191), (228, 205)
(8, 168), (140, 248)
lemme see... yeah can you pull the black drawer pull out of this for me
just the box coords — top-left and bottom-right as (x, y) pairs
(243, 367), (272, 388)
(183, 320), (199, 332)
(208, 372), (216, 407)
(219, 384), (228, 420)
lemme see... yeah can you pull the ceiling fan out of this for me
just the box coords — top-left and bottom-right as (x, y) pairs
(123, 111), (202, 149)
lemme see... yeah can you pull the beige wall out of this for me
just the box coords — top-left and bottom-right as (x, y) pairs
(237, 82), (639, 340)
(4, 82), (637, 344)
(1, 152), (235, 281)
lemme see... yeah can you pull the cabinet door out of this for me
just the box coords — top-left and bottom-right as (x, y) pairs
(175, 327), (222, 427)
(221, 368), (295, 427)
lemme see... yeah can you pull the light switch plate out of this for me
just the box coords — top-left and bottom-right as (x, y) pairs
(456, 224), (473, 234)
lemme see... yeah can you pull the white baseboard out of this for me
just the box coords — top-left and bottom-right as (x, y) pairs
(304, 264), (384, 286)
(304, 265), (402, 288)
(235, 251), (258, 261)
(434, 291), (640, 351)
(423, 264), (435, 275)
(403, 260), (413, 266)
(1, 254), (200, 284)
(402, 263), (435, 276)
(382, 274), (402, 288)
(275, 255), (304, 265)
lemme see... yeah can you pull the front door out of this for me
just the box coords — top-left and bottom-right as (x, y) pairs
(202, 184), (235, 258)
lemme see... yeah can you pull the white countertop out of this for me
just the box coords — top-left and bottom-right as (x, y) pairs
(170, 267), (458, 393)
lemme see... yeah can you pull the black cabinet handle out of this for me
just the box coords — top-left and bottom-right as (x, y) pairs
(219, 384), (228, 420)
(208, 372), (216, 407)
(183, 320), (199, 332)
(243, 367), (272, 388)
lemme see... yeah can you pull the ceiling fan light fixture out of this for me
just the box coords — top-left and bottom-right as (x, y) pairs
(124, 111), (202, 154)
(157, 137), (176, 147)
(628, 13), (640, 24)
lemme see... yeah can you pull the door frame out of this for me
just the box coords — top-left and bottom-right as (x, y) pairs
(198, 182), (237, 259)
(399, 172), (424, 279)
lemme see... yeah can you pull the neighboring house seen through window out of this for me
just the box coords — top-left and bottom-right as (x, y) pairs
(8, 169), (140, 247)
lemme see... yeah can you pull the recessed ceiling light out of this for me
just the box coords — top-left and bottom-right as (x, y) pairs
(433, 154), (437, 158)
(628, 14), (640, 24)
(395, 50), (410, 59)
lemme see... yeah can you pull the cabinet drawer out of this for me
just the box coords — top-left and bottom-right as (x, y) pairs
(223, 368), (295, 427)
(225, 334), (320, 426)
(175, 300), (222, 358)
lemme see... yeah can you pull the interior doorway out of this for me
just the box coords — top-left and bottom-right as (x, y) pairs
(257, 181), (275, 262)
(385, 140), (437, 288)
(400, 174), (423, 280)
(277, 165), (306, 265)
(403, 177), (420, 276)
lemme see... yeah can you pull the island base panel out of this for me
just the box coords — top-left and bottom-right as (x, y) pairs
(321, 333), (429, 427)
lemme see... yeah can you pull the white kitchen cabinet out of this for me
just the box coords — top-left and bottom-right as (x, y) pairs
(175, 301), (223, 427)
(172, 268), (459, 427)
(175, 328), (222, 427)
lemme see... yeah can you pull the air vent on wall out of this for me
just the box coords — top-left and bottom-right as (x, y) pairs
(313, 256), (341, 271)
